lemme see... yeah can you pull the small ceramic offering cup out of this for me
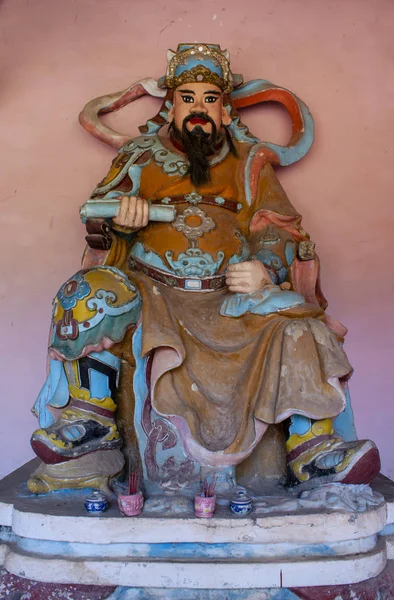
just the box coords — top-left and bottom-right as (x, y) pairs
(84, 490), (108, 515)
(229, 490), (252, 516)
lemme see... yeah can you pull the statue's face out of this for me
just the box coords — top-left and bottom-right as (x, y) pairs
(168, 82), (231, 134)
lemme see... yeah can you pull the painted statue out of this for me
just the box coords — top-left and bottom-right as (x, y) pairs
(28, 44), (380, 496)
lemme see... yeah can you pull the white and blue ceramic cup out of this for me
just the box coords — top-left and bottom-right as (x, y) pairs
(229, 490), (253, 516)
(84, 490), (108, 514)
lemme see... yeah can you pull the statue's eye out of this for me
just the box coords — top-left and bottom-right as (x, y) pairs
(181, 95), (194, 103)
(205, 96), (218, 103)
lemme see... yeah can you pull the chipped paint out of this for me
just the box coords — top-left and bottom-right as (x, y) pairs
(285, 321), (307, 342)
(9, 533), (378, 560)
(309, 319), (334, 349)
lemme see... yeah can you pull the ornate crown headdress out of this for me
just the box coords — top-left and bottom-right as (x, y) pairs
(159, 43), (236, 94)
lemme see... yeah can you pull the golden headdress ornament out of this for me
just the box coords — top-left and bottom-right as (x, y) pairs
(159, 43), (235, 94)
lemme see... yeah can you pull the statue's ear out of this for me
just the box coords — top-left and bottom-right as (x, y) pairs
(167, 104), (174, 123)
(221, 105), (232, 126)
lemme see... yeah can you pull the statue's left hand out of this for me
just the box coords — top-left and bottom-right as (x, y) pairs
(226, 260), (271, 294)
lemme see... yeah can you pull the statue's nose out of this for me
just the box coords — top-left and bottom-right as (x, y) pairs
(190, 97), (207, 112)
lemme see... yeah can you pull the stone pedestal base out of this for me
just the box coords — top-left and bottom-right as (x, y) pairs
(1, 460), (394, 592)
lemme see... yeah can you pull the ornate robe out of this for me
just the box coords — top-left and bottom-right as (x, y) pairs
(69, 134), (353, 458)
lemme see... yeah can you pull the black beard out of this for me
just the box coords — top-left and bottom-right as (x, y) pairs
(170, 113), (218, 187)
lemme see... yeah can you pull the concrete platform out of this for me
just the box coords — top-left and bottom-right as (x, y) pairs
(0, 460), (393, 591)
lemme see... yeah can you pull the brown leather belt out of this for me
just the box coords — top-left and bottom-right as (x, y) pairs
(129, 255), (226, 292)
(151, 194), (242, 214)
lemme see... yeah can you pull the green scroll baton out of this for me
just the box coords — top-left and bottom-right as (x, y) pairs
(80, 198), (176, 224)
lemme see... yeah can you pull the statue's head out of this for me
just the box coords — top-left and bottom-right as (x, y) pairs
(160, 44), (235, 185)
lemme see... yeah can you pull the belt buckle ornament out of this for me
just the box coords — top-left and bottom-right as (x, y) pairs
(184, 279), (202, 291)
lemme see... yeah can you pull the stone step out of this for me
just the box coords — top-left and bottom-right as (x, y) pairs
(3, 539), (387, 588)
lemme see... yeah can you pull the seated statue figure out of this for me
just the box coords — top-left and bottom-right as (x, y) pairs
(28, 43), (381, 496)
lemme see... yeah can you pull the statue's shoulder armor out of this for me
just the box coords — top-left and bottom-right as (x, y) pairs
(93, 136), (158, 196)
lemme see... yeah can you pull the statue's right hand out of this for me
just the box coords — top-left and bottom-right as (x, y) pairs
(112, 196), (149, 230)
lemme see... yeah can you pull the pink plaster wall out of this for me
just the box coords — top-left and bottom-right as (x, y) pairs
(1, 0), (393, 480)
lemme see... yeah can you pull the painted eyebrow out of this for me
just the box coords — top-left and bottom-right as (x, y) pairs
(204, 90), (221, 95)
(178, 89), (195, 94)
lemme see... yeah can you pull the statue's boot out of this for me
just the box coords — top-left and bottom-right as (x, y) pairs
(31, 352), (123, 463)
(285, 415), (380, 490)
(31, 388), (121, 463)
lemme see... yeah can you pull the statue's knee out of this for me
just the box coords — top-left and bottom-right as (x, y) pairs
(50, 266), (141, 361)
